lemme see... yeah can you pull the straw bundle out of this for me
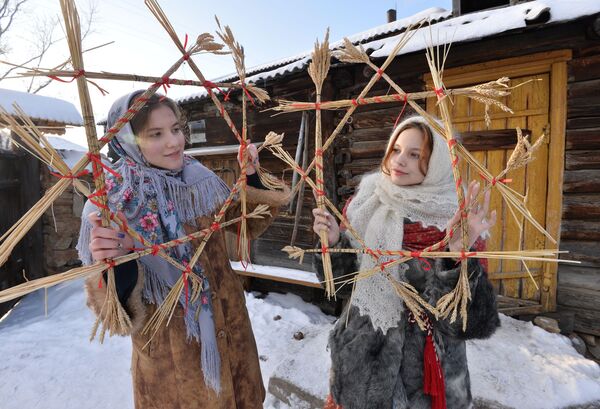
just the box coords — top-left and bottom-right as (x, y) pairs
(267, 78), (525, 115)
(0, 109), (72, 265)
(283, 246), (569, 264)
(145, 0), (283, 266)
(0, 38), (142, 267)
(59, 0), (132, 341)
(141, 197), (272, 343)
(215, 18), (252, 264)
(465, 77), (515, 127)
(19, 67), (266, 94)
(255, 132), (286, 190)
(0, 205), (270, 306)
(307, 29), (335, 298)
(423, 42), (472, 329)
(282, 24), (420, 202)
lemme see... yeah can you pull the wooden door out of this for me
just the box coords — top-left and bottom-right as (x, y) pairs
(426, 50), (570, 314)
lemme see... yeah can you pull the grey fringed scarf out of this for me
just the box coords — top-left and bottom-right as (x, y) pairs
(77, 91), (229, 392)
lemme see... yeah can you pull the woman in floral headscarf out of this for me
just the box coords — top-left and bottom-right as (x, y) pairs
(78, 90), (289, 409)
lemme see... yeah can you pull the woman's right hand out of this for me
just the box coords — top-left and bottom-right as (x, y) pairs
(87, 211), (134, 262)
(312, 208), (340, 246)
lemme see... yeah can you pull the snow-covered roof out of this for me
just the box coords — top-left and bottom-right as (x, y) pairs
(177, 7), (451, 104)
(178, 0), (600, 105)
(370, 0), (600, 58)
(0, 88), (83, 126)
(46, 135), (87, 152)
(44, 135), (89, 170)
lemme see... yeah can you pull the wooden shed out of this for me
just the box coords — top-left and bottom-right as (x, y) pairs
(177, 1), (600, 335)
(0, 89), (83, 317)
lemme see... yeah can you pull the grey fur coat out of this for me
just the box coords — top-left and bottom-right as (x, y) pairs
(314, 232), (500, 409)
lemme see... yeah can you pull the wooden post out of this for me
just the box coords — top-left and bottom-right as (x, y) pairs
(542, 60), (569, 311)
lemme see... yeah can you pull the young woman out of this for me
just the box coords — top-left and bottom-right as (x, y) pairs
(313, 116), (500, 409)
(77, 90), (289, 409)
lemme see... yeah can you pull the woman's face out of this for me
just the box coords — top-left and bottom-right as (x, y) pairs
(137, 105), (185, 171)
(387, 127), (427, 186)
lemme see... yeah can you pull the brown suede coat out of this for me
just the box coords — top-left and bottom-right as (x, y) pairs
(85, 185), (290, 409)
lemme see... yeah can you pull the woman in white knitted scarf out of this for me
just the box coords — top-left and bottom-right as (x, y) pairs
(313, 116), (501, 409)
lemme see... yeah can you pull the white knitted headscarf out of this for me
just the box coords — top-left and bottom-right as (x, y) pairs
(347, 116), (458, 333)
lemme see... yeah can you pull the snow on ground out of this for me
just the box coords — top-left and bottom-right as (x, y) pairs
(0, 281), (599, 409)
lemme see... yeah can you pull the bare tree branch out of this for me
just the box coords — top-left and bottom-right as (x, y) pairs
(0, 0), (28, 55)
(0, 0), (98, 93)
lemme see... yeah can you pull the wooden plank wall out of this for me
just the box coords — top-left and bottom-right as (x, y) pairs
(557, 42), (600, 336)
(0, 144), (43, 317)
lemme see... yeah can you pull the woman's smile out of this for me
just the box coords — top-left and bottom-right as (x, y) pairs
(164, 150), (182, 159)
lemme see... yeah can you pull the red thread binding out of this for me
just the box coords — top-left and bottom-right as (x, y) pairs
(48, 69), (85, 83)
(86, 153), (122, 179)
(393, 94), (409, 129)
(49, 169), (90, 181)
(241, 85), (256, 107)
(410, 250), (432, 271)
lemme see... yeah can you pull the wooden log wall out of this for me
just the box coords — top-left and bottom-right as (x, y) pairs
(181, 73), (335, 272)
(558, 38), (600, 336)
(332, 64), (425, 202)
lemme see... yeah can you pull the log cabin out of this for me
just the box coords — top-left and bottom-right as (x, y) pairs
(0, 89), (83, 316)
(177, 0), (600, 333)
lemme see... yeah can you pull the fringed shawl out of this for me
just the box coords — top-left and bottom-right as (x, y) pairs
(77, 90), (229, 392)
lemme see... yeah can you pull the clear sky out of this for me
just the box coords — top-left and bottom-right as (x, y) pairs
(1, 0), (451, 144)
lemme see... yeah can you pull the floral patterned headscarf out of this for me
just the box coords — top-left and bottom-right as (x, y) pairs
(77, 90), (229, 392)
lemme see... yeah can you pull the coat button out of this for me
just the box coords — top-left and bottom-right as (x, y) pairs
(211, 292), (218, 300)
(217, 330), (226, 338)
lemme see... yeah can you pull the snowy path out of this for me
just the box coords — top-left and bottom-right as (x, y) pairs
(0, 280), (599, 408)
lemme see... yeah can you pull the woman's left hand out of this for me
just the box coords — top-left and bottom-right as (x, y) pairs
(447, 181), (497, 253)
(238, 143), (259, 175)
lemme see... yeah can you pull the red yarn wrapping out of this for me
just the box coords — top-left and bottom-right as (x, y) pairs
(86, 152), (122, 179)
(393, 93), (409, 129)
(241, 85), (256, 107)
(48, 69), (84, 83)
(86, 188), (109, 210)
(49, 169), (90, 181)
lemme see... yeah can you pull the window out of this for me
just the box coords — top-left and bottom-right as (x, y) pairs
(188, 120), (206, 144)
